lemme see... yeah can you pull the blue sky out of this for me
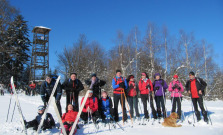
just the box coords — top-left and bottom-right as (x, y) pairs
(10, 0), (223, 70)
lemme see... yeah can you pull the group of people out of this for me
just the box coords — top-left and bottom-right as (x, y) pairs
(25, 70), (209, 134)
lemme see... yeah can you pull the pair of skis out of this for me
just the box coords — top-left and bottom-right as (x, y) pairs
(36, 76), (91, 135)
(10, 76), (63, 135)
(11, 76), (91, 135)
(10, 77), (27, 135)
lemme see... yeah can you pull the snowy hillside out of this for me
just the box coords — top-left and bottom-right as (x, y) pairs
(0, 93), (223, 135)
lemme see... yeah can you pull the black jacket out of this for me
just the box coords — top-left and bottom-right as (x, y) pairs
(28, 113), (55, 129)
(40, 78), (62, 103)
(85, 78), (106, 97)
(185, 77), (207, 96)
(62, 78), (84, 94)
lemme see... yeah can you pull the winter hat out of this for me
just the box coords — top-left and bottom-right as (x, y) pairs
(38, 105), (45, 111)
(130, 75), (134, 79)
(89, 90), (93, 93)
(141, 73), (146, 76)
(70, 72), (77, 76)
(173, 75), (178, 79)
(45, 74), (52, 78)
(116, 69), (122, 73)
(189, 71), (195, 76)
(154, 73), (161, 79)
(91, 73), (97, 78)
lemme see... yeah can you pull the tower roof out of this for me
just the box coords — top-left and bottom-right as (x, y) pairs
(32, 26), (51, 34)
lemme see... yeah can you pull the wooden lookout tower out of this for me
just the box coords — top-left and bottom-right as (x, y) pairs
(30, 26), (51, 81)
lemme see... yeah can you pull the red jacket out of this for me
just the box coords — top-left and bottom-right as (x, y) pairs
(10, 84), (16, 89)
(81, 96), (98, 113)
(62, 110), (78, 123)
(190, 79), (199, 98)
(128, 81), (137, 97)
(29, 83), (36, 89)
(138, 78), (153, 94)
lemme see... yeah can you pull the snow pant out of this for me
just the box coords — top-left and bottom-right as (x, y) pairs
(80, 111), (100, 123)
(26, 119), (53, 131)
(140, 94), (149, 118)
(113, 93), (128, 122)
(31, 89), (35, 96)
(155, 96), (166, 118)
(149, 94), (157, 119)
(45, 96), (62, 116)
(171, 97), (182, 119)
(66, 92), (79, 112)
(56, 101), (62, 117)
(100, 108), (114, 120)
(192, 97), (208, 121)
(127, 96), (140, 118)
(1, 90), (4, 95)
(62, 122), (77, 135)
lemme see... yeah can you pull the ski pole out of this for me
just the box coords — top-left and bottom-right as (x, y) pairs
(109, 115), (124, 131)
(6, 93), (13, 122)
(189, 94), (196, 126)
(89, 110), (99, 133)
(88, 108), (90, 134)
(120, 90), (124, 125)
(171, 91), (175, 115)
(147, 92), (151, 120)
(11, 101), (16, 122)
(161, 87), (167, 117)
(203, 98), (213, 125)
(177, 92), (185, 121)
(123, 89), (133, 127)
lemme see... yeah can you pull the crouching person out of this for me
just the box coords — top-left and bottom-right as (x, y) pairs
(99, 91), (114, 122)
(62, 104), (78, 135)
(80, 90), (99, 124)
(25, 105), (55, 130)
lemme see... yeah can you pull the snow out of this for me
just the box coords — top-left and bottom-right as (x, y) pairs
(0, 93), (223, 135)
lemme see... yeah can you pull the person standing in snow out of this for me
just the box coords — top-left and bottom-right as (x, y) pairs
(126, 75), (140, 119)
(62, 72), (84, 111)
(185, 71), (208, 122)
(153, 73), (168, 118)
(168, 75), (184, 119)
(138, 72), (154, 120)
(85, 73), (106, 99)
(25, 105), (55, 131)
(112, 70), (128, 122)
(29, 81), (36, 96)
(40, 74), (62, 116)
(0, 83), (4, 96)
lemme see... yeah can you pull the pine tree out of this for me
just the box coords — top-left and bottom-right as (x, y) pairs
(5, 15), (31, 83)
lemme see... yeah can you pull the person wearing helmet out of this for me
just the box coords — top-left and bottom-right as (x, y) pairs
(24, 105), (55, 130)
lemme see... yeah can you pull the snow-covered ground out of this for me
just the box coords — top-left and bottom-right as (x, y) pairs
(0, 93), (223, 135)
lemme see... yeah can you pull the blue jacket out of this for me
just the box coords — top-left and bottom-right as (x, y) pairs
(112, 76), (128, 90)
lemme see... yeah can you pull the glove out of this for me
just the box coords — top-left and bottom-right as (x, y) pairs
(172, 86), (176, 90)
(119, 82), (125, 89)
(104, 109), (110, 116)
(44, 102), (47, 108)
(55, 99), (60, 104)
(56, 95), (61, 101)
(178, 87), (181, 90)
(146, 85), (151, 89)
(155, 86), (160, 90)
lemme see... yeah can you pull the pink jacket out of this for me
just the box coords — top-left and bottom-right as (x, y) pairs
(168, 80), (184, 97)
